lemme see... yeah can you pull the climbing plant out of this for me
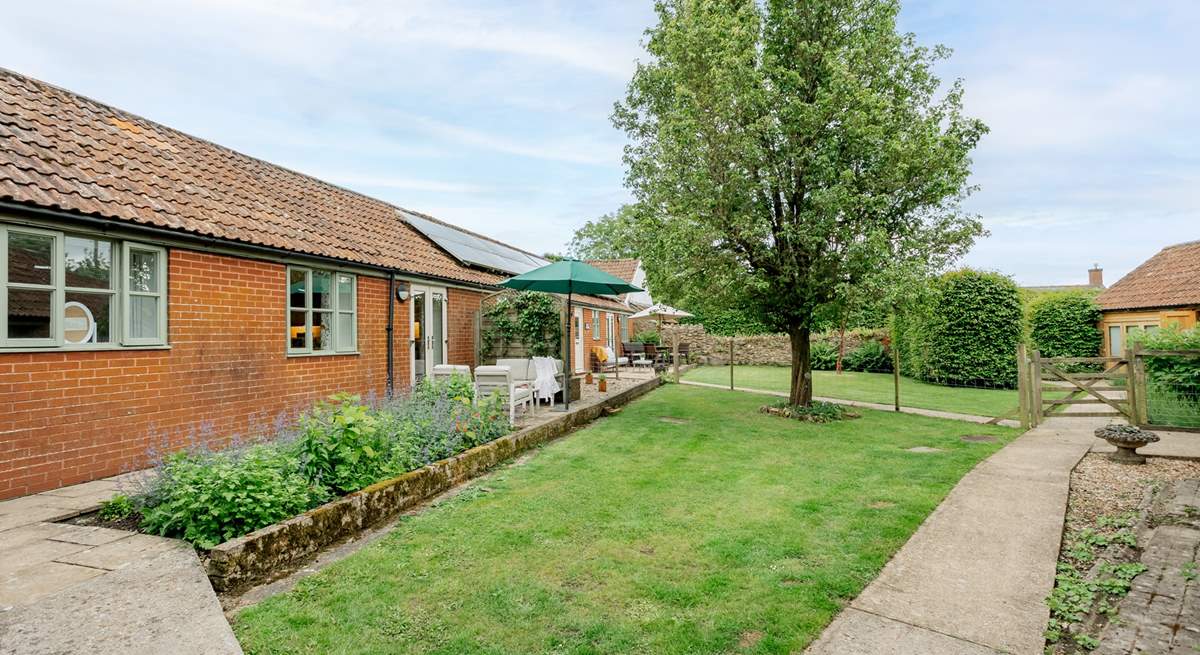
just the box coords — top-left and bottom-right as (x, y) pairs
(480, 292), (561, 359)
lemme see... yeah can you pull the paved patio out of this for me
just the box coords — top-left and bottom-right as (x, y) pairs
(806, 414), (1200, 655)
(0, 473), (242, 654)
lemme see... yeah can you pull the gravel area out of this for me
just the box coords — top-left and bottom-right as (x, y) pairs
(1066, 454), (1200, 534)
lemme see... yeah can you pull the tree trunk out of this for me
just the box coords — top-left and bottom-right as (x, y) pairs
(788, 325), (813, 407)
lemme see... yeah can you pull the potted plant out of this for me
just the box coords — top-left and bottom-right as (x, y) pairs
(585, 371), (594, 385)
(1094, 424), (1160, 464)
(597, 374), (607, 393)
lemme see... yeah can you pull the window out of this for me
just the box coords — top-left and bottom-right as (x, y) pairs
(621, 316), (629, 343)
(288, 266), (356, 354)
(606, 313), (615, 348)
(1, 224), (166, 349)
(592, 310), (600, 341)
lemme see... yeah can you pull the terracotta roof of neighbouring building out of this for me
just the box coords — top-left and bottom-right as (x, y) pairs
(586, 259), (639, 283)
(0, 69), (504, 286)
(1096, 240), (1200, 311)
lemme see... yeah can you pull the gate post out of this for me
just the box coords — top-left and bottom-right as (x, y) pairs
(1017, 344), (1030, 430)
(1129, 343), (1149, 425)
(1031, 350), (1044, 427)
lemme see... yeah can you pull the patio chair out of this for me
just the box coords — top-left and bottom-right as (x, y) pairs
(591, 346), (617, 375)
(677, 342), (691, 364)
(431, 364), (471, 383)
(603, 346), (628, 377)
(624, 342), (653, 369)
(643, 344), (666, 370)
(474, 365), (534, 422)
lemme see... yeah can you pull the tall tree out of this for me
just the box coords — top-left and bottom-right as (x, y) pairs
(613, 0), (987, 405)
(567, 205), (641, 260)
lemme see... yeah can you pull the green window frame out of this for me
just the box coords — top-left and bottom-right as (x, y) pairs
(287, 265), (356, 355)
(1, 224), (167, 349)
(592, 310), (600, 341)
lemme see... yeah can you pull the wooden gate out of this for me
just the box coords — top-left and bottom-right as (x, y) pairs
(1016, 345), (1133, 428)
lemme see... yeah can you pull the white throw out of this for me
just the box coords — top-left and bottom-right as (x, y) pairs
(531, 357), (561, 402)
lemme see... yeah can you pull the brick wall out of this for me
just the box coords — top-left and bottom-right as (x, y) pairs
(0, 248), (484, 499)
(582, 307), (628, 370)
(447, 287), (482, 369)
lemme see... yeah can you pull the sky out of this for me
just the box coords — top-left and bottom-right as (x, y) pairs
(1, 0), (1197, 286)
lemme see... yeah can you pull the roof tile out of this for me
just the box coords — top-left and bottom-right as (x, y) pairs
(1096, 240), (1200, 311)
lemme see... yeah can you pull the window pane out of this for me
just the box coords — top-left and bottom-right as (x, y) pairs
(337, 312), (354, 350)
(337, 274), (354, 309)
(313, 311), (333, 351)
(7, 288), (52, 339)
(8, 232), (54, 285)
(64, 292), (112, 344)
(129, 295), (159, 340)
(312, 271), (332, 310)
(290, 310), (308, 350)
(65, 236), (112, 289)
(289, 269), (307, 308)
(128, 249), (159, 293)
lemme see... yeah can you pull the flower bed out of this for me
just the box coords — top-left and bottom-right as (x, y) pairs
(206, 375), (663, 592)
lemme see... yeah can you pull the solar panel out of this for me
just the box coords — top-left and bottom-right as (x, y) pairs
(400, 211), (549, 275)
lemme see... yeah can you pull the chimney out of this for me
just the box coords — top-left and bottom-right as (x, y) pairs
(1088, 264), (1104, 288)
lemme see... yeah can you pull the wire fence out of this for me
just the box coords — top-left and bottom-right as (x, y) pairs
(1137, 350), (1200, 430)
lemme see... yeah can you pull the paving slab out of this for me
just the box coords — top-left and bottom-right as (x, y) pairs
(0, 543), (242, 655)
(0, 560), (106, 607)
(45, 524), (135, 546)
(806, 608), (1002, 655)
(56, 533), (178, 571)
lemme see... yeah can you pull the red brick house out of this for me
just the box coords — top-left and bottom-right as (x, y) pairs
(0, 70), (629, 499)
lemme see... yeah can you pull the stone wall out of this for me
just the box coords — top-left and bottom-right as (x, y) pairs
(660, 324), (889, 366)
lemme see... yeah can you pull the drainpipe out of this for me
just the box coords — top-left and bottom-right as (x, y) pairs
(386, 271), (396, 398)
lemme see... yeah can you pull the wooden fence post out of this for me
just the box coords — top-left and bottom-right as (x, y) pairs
(893, 340), (901, 412)
(1130, 343), (1149, 425)
(729, 338), (735, 390)
(1031, 350), (1044, 427)
(672, 338), (680, 384)
(1017, 343), (1030, 430)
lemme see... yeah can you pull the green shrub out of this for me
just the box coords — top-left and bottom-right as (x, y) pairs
(99, 494), (135, 521)
(679, 308), (770, 336)
(1029, 292), (1102, 359)
(1130, 326), (1200, 426)
(633, 330), (661, 345)
(141, 444), (326, 549)
(480, 291), (561, 359)
(810, 341), (838, 370)
(297, 393), (393, 495)
(844, 340), (892, 372)
(922, 269), (1023, 388)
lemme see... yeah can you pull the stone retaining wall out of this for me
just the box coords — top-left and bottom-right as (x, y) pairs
(204, 376), (663, 592)
(660, 324), (889, 367)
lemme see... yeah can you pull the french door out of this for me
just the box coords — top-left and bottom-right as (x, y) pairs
(573, 307), (584, 373)
(411, 284), (448, 384)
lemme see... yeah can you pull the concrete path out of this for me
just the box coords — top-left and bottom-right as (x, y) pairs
(679, 379), (1021, 427)
(806, 412), (1200, 655)
(0, 473), (241, 655)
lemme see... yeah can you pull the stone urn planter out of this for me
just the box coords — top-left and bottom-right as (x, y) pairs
(1094, 424), (1160, 464)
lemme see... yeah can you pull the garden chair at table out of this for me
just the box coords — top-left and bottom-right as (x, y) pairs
(624, 342), (653, 369)
(474, 366), (534, 422)
(431, 364), (471, 384)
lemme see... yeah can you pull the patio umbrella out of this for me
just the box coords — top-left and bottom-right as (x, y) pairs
(499, 259), (642, 410)
(628, 303), (694, 334)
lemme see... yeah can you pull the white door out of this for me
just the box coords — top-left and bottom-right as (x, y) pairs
(573, 307), (584, 373)
(411, 285), (448, 384)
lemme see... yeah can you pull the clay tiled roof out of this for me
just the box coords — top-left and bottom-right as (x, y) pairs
(0, 69), (502, 286)
(586, 259), (639, 283)
(1096, 240), (1200, 311)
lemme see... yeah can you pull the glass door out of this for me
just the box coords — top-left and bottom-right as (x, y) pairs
(411, 285), (448, 384)
(573, 307), (584, 373)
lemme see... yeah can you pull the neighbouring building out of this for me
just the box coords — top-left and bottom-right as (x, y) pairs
(586, 259), (659, 339)
(1022, 264), (1106, 295)
(1095, 240), (1200, 356)
(0, 70), (628, 499)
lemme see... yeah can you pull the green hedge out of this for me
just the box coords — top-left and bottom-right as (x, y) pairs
(893, 269), (1022, 388)
(1029, 292), (1102, 359)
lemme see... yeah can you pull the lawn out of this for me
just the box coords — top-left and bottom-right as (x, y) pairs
(683, 365), (1029, 418)
(235, 384), (1018, 655)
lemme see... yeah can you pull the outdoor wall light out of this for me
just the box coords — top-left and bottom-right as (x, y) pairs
(395, 282), (411, 302)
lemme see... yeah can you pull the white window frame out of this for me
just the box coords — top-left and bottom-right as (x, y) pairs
(1, 224), (167, 349)
(606, 312), (615, 349)
(287, 265), (357, 356)
(592, 309), (600, 341)
(121, 242), (168, 347)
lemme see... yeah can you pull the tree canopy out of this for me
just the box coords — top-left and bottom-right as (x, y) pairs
(612, 0), (987, 404)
